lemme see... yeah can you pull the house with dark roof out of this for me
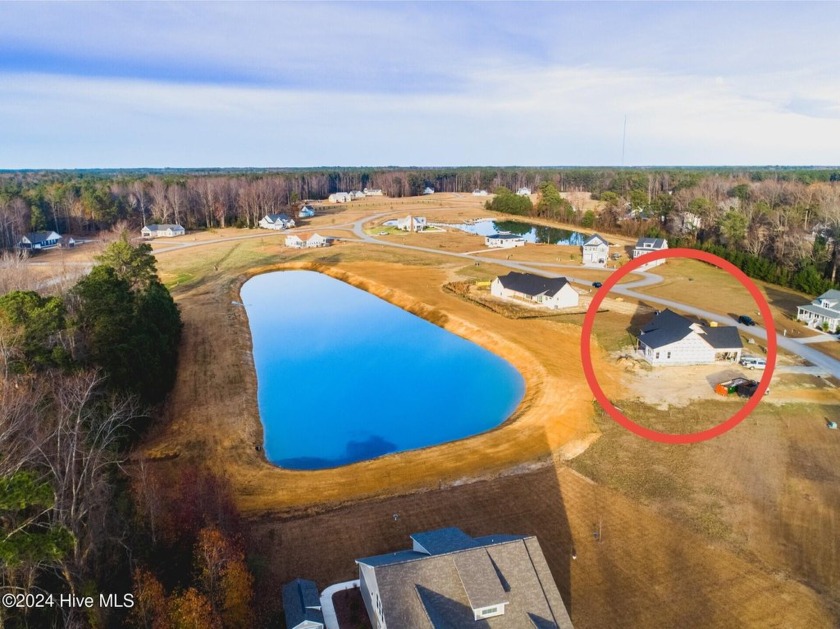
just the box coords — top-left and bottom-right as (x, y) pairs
(17, 231), (62, 250)
(298, 205), (316, 218)
(491, 272), (579, 309)
(632, 237), (668, 267)
(796, 289), (840, 332)
(282, 579), (325, 629)
(356, 527), (573, 629)
(485, 234), (526, 249)
(581, 233), (609, 266)
(637, 309), (743, 366)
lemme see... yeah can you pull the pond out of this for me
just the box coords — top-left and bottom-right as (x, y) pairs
(445, 218), (589, 245)
(241, 271), (525, 470)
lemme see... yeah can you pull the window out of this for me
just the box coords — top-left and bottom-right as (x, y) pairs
(482, 608), (498, 615)
(667, 352), (671, 359)
(655, 352), (660, 359)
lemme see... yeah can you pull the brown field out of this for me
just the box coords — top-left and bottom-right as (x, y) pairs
(106, 198), (840, 628)
(635, 259), (821, 338)
(144, 236), (613, 513)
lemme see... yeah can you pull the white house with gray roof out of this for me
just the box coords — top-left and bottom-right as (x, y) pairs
(259, 213), (295, 230)
(396, 215), (427, 232)
(356, 527), (573, 629)
(141, 224), (185, 238)
(796, 289), (840, 332)
(581, 233), (609, 266)
(638, 309), (743, 366)
(491, 272), (579, 309)
(632, 237), (668, 267)
(485, 234), (526, 249)
(17, 231), (62, 250)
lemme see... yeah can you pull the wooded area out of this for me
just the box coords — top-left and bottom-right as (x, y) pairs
(0, 240), (252, 628)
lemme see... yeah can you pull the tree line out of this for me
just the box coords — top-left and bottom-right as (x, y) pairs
(2, 166), (839, 247)
(0, 239), (253, 628)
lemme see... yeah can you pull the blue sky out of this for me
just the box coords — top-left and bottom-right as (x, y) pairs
(1, 2), (839, 168)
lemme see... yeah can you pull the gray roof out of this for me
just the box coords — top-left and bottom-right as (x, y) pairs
(487, 234), (525, 240)
(816, 289), (840, 303)
(497, 272), (570, 298)
(22, 231), (60, 243)
(634, 237), (667, 249)
(799, 303), (840, 319)
(639, 309), (742, 351)
(265, 213), (292, 221)
(143, 224), (183, 231)
(282, 579), (324, 628)
(412, 527), (479, 554)
(702, 325), (743, 349)
(583, 233), (608, 246)
(357, 528), (573, 629)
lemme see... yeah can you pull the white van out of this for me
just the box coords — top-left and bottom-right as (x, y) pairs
(740, 356), (767, 370)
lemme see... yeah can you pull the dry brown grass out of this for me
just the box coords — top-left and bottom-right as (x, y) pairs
(247, 457), (837, 628)
(135, 198), (840, 628)
(144, 237), (611, 514)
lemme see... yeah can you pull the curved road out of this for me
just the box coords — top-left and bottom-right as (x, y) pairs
(32, 213), (840, 378)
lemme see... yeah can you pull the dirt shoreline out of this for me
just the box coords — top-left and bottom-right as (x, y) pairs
(144, 249), (605, 515)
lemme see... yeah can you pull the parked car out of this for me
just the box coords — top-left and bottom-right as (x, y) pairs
(738, 315), (756, 326)
(739, 356), (766, 370)
(592, 281), (603, 288)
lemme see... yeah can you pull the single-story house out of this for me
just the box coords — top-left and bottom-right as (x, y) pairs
(491, 272), (579, 309)
(485, 234), (526, 248)
(328, 192), (352, 203)
(638, 309), (743, 366)
(349, 190), (366, 200)
(422, 186), (435, 195)
(259, 214), (295, 230)
(632, 237), (668, 267)
(395, 215), (427, 232)
(141, 224), (186, 239)
(363, 187), (384, 196)
(796, 289), (840, 332)
(61, 236), (76, 248)
(298, 205), (316, 218)
(581, 233), (609, 266)
(516, 187), (532, 196)
(472, 189), (489, 196)
(285, 233), (330, 249)
(17, 231), (62, 250)
(282, 579), (325, 629)
(356, 527), (574, 629)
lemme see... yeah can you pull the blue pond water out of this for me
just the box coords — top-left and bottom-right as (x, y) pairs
(449, 219), (588, 245)
(241, 271), (525, 470)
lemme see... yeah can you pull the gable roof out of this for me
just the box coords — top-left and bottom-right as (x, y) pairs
(583, 233), (608, 247)
(264, 213), (292, 222)
(21, 231), (61, 243)
(282, 579), (324, 628)
(496, 272), (570, 298)
(639, 309), (742, 350)
(357, 529), (573, 628)
(816, 289), (840, 304)
(634, 237), (667, 249)
(142, 224), (183, 231)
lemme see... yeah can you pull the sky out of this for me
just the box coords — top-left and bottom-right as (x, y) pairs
(1, 2), (839, 168)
